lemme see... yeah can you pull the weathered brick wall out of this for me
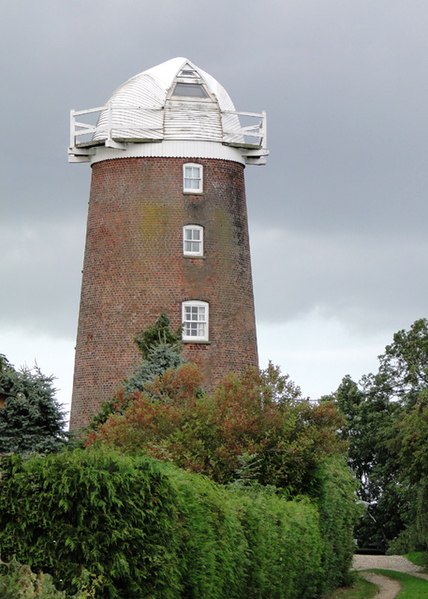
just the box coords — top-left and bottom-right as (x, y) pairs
(70, 156), (258, 430)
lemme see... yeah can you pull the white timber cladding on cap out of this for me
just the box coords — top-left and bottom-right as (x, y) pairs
(164, 99), (223, 142)
(69, 57), (268, 165)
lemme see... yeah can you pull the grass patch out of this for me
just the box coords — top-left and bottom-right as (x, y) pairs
(370, 569), (428, 599)
(406, 551), (428, 572)
(324, 574), (377, 599)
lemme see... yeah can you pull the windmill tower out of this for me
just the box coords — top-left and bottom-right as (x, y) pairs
(68, 58), (268, 430)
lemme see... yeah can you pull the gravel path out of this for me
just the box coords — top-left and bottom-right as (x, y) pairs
(353, 554), (428, 579)
(358, 572), (401, 599)
(352, 554), (428, 598)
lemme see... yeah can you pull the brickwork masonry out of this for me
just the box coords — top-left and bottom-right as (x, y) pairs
(70, 156), (258, 429)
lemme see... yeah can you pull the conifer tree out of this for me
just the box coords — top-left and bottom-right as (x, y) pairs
(0, 354), (67, 453)
(88, 313), (184, 431)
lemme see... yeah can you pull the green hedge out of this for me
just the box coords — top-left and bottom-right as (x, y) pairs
(166, 468), (324, 599)
(0, 448), (356, 598)
(165, 467), (248, 598)
(0, 449), (182, 598)
(316, 456), (359, 594)
(229, 486), (323, 598)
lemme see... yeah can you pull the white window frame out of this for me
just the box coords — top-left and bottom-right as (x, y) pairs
(183, 163), (203, 194)
(173, 82), (209, 98)
(182, 301), (209, 342)
(183, 225), (204, 257)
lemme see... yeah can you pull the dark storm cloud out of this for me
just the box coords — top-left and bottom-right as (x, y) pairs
(0, 219), (84, 337)
(1, 0), (427, 346)
(251, 224), (428, 332)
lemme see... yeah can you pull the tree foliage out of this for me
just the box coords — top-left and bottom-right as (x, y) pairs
(372, 317), (428, 406)
(133, 312), (182, 359)
(388, 388), (428, 551)
(0, 314), (360, 596)
(0, 355), (66, 454)
(88, 362), (345, 496)
(88, 314), (185, 432)
(331, 318), (428, 551)
(392, 388), (428, 485)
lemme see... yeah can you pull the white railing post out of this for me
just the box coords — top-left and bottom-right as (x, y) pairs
(70, 110), (76, 149)
(107, 102), (113, 144)
(261, 111), (267, 151)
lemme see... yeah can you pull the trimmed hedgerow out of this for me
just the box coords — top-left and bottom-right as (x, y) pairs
(229, 485), (323, 598)
(166, 465), (248, 598)
(0, 448), (356, 598)
(315, 456), (360, 595)
(0, 449), (183, 598)
(166, 468), (323, 599)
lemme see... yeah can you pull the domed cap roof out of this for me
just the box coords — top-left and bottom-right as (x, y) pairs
(69, 58), (268, 165)
(93, 57), (239, 144)
(106, 57), (237, 113)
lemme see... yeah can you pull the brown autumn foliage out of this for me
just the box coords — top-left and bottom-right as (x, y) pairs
(87, 362), (345, 494)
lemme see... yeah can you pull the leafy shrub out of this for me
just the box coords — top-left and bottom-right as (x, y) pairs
(0, 557), (67, 598)
(168, 469), (325, 599)
(388, 481), (428, 553)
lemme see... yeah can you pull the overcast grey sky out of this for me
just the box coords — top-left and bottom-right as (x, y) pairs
(1, 1), (427, 414)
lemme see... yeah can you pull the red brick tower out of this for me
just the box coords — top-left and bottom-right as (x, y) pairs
(68, 58), (268, 429)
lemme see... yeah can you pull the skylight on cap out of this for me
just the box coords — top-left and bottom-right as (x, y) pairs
(173, 83), (208, 98)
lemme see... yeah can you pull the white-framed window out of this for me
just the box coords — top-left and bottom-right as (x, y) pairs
(182, 301), (209, 342)
(183, 163), (203, 194)
(173, 83), (209, 98)
(183, 225), (204, 257)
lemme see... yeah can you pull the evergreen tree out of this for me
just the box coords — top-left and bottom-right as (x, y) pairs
(127, 313), (184, 393)
(88, 314), (185, 431)
(133, 312), (182, 359)
(0, 355), (67, 453)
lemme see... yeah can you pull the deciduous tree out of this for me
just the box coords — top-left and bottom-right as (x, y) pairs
(89, 363), (345, 496)
(331, 319), (428, 551)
